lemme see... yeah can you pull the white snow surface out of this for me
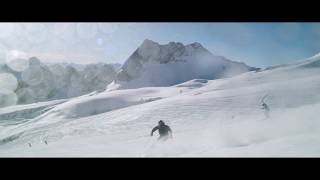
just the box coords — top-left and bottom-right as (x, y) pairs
(1, 55), (320, 157)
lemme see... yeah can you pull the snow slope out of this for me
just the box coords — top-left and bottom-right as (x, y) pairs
(1, 55), (320, 157)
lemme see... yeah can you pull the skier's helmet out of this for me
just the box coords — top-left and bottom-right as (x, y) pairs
(158, 120), (165, 125)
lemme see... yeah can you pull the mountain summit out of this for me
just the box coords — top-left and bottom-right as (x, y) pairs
(108, 39), (258, 90)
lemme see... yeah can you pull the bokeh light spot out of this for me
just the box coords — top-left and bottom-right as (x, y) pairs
(21, 66), (44, 86)
(98, 23), (119, 34)
(6, 50), (29, 72)
(0, 89), (18, 108)
(0, 73), (18, 91)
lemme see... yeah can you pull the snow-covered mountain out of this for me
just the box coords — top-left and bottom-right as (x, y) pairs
(107, 39), (258, 90)
(0, 57), (117, 105)
(1, 53), (320, 157)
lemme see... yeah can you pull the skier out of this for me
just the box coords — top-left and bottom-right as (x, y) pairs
(150, 120), (173, 141)
(260, 94), (270, 119)
(261, 102), (270, 119)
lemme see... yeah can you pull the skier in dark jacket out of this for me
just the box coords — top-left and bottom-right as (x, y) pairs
(151, 120), (172, 141)
(262, 102), (270, 119)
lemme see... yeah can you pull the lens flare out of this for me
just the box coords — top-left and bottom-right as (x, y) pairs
(0, 89), (18, 108)
(52, 23), (73, 35)
(0, 73), (18, 91)
(6, 50), (29, 72)
(76, 23), (98, 40)
(16, 87), (36, 104)
(98, 23), (119, 34)
(31, 82), (51, 100)
(51, 23), (76, 42)
(24, 23), (49, 44)
(96, 38), (104, 46)
(0, 43), (9, 64)
(21, 66), (44, 86)
(0, 23), (16, 38)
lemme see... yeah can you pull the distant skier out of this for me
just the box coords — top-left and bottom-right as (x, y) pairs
(261, 102), (270, 119)
(151, 120), (173, 141)
(260, 94), (270, 119)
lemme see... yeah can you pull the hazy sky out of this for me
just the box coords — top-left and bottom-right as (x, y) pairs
(1, 23), (320, 68)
